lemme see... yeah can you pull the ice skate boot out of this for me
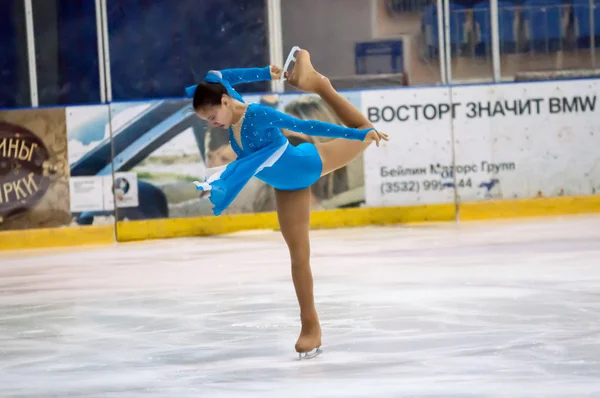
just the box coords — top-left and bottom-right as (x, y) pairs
(282, 46), (329, 94)
(295, 319), (322, 360)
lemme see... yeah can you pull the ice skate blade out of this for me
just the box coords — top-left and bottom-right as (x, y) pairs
(281, 45), (302, 82)
(297, 347), (322, 360)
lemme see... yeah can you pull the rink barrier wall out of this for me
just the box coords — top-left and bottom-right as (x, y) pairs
(113, 194), (600, 242)
(458, 194), (600, 220)
(115, 202), (456, 242)
(1, 194), (599, 251)
(2, 78), (600, 251)
(362, 79), (600, 209)
(0, 225), (114, 251)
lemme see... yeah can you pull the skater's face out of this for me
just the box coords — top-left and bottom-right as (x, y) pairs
(195, 95), (233, 129)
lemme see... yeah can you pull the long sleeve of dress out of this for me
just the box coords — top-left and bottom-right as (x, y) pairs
(217, 67), (272, 85)
(185, 67), (272, 99)
(249, 103), (374, 141)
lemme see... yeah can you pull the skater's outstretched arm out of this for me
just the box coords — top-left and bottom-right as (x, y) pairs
(215, 67), (273, 85)
(250, 103), (375, 141)
(185, 66), (278, 99)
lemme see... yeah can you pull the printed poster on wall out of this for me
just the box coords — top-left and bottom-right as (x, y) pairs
(361, 87), (457, 207)
(450, 80), (600, 201)
(66, 91), (366, 225)
(67, 104), (151, 225)
(105, 172), (139, 209)
(0, 108), (70, 231)
(69, 175), (104, 213)
(69, 172), (139, 213)
(361, 80), (600, 207)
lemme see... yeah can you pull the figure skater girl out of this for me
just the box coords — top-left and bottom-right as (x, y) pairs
(185, 48), (388, 358)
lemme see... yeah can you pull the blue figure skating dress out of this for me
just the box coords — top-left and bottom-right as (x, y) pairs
(185, 67), (374, 216)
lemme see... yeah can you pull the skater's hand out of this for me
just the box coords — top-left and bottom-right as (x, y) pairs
(270, 65), (283, 80)
(365, 129), (389, 147)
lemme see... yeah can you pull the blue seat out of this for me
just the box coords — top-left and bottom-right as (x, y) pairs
(421, 3), (440, 57)
(572, 0), (600, 48)
(473, 1), (517, 55)
(521, 0), (564, 51)
(421, 2), (467, 57)
(354, 40), (404, 75)
(449, 2), (468, 53)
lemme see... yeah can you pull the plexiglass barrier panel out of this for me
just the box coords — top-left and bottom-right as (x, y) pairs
(104, 91), (379, 223)
(281, 0), (443, 88)
(0, 0), (31, 109)
(360, 86), (458, 213)
(104, 0), (276, 226)
(3, 0), (600, 244)
(0, 107), (66, 231)
(66, 105), (117, 228)
(31, 0), (102, 106)
(448, 0), (495, 83)
(451, 79), (600, 207)
(500, 1), (600, 79)
(0, 0), (116, 237)
(106, 99), (212, 221)
(105, 0), (269, 101)
(0, 104), (115, 232)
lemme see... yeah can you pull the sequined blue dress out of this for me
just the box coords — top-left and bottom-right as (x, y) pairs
(185, 67), (374, 215)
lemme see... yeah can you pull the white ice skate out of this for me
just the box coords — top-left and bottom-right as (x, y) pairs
(280, 46), (302, 82)
(298, 347), (322, 360)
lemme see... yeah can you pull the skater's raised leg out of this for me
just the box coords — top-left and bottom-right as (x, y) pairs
(286, 49), (387, 176)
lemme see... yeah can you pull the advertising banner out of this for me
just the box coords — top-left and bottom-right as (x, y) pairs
(361, 87), (457, 207)
(66, 91), (367, 225)
(362, 80), (600, 207)
(0, 108), (70, 230)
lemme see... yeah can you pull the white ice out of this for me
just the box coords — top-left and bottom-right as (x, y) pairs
(1, 215), (600, 397)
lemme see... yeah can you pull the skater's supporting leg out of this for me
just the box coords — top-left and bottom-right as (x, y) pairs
(275, 187), (322, 353)
(286, 49), (380, 176)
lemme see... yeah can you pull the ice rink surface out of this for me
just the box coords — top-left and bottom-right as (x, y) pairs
(1, 215), (600, 397)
